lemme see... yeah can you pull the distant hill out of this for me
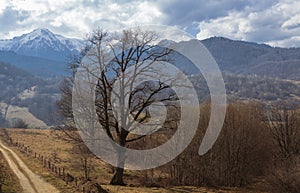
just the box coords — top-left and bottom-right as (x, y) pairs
(191, 72), (300, 105)
(0, 62), (60, 126)
(0, 51), (66, 77)
(0, 62), (42, 101)
(201, 37), (300, 80)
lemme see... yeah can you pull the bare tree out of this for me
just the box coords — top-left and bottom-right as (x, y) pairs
(0, 113), (8, 128)
(214, 102), (266, 186)
(10, 118), (28, 129)
(58, 28), (178, 185)
(72, 143), (94, 180)
(163, 101), (268, 187)
(267, 105), (300, 158)
(0, 164), (4, 193)
(266, 105), (300, 193)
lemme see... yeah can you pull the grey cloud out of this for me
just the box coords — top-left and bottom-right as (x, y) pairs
(0, 7), (30, 35)
(0, 0), (299, 47)
(157, 0), (252, 26)
(197, 0), (300, 47)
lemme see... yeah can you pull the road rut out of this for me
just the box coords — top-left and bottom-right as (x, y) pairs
(0, 141), (60, 193)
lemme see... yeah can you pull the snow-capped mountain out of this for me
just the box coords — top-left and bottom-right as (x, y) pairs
(0, 28), (85, 61)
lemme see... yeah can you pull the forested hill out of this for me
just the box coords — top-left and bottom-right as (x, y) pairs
(201, 37), (300, 80)
(0, 62), (60, 126)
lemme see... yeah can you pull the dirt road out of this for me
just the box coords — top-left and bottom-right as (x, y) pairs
(0, 141), (60, 193)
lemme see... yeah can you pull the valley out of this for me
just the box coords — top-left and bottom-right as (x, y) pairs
(0, 29), (300, 128)
(0, 28), (299, 193)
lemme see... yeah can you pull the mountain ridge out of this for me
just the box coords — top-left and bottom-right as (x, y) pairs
(0, 28), (84, 61)
(0, 30), (299, 126)
(1, 28), (299, 80)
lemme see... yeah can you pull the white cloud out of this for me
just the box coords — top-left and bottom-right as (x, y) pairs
(197, 11), (252, 41)
(0, 0), (165, 39)
(0, 0), (300, 47)
(197, 0), (300, 47)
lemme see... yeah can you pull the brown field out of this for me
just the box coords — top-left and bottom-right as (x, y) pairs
(0, 128), (269, 193)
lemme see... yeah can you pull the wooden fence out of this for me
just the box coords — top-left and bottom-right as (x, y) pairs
(6, 135), (106, 193)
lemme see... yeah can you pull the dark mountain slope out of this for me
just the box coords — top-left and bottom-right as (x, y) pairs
(201, 37), (300, 80)
(0, 51), (66, 77)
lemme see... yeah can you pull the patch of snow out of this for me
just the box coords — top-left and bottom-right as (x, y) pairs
(0, 28), (85, 53)
(18, 86), (37, 100)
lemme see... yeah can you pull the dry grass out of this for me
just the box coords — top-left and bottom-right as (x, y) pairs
(102, 185), (269, 193)
(0, 151), (23, 193)
(4, 128), (113, 182)
(1, 128), (270, 193)
(0, 128), (22, 192)
(0, 128), (75, 192)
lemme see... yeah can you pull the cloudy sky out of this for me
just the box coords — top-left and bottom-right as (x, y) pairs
(0, 0), (300, 47)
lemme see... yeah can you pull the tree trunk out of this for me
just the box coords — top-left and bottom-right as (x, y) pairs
(110, 167), (125, 185)
(110, 139), (126, 185)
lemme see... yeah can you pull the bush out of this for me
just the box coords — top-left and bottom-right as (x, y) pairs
(0, 114), (8, 128)
(161, 101), (270, 187)
(266, 106), (300, 193)
(267, 156), (300, 193)
(10, 118), (28, 129)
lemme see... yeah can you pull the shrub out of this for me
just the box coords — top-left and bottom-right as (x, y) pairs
(10, 118), (28, 129)
(267, 156), (300, 193)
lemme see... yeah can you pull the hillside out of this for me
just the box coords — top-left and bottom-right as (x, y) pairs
(0, 62), (60, 127)
(0, 51), (66, 77)
(0, 62), (42, 101)
(201, 37), (300, 80)
(191, 73), (300, 105)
